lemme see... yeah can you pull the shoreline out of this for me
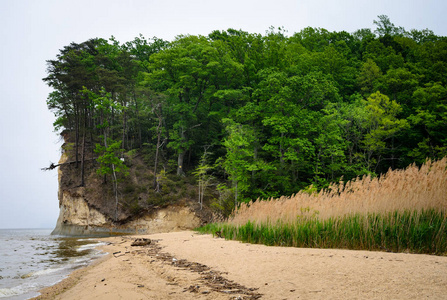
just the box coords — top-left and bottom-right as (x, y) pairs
(32, 231), (447, 299)
(30, 250), (111, 300)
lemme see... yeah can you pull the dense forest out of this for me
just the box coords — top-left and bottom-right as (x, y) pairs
(44, 15), (447, 216)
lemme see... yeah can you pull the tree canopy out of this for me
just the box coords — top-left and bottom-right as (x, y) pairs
(44, 16), (447, 213)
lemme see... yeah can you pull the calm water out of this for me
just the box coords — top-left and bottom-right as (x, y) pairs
(0, 229), (107, 299)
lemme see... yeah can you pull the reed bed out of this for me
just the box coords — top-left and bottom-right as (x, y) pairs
(198, 158), (447, 255)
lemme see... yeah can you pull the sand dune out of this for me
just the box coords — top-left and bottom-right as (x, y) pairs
(34, 231), (447, 299)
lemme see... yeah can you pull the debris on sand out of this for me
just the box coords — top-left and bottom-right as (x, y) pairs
(135, 239), (262, 299)
(131, 238), (152, 246)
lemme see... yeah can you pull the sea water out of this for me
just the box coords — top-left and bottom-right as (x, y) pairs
(0, 229), (107, 299)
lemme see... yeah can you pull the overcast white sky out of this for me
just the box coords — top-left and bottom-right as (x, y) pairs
(0, 0), (446, 229)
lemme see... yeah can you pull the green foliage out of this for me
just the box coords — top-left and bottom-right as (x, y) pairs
(192, 148), (214, 209)
(363, 91), (409, 152)
(373, 15), (406, 37)
(407, 83), (447, 161)
(95, 139), (128, 177)
(219, 118), (273, 204)
(44, 16), (447, 217)
(357, 58), (382, 95)
(208, 183), (237, 218)
(155, 169), (169, 193)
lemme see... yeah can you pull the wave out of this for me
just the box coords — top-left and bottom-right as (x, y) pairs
(76, 242), (108, 252)
(0, 282), (39, 299)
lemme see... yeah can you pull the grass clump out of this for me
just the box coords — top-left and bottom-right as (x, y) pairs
(197, 158), (447, 255)
(198, 210), (447, 255)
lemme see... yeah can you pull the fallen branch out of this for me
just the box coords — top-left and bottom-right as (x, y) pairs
(41, 158), (98, 171)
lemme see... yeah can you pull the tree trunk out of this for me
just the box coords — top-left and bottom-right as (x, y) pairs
(234, 180), (238, 208)
(280, 132), (285, 171)
(80, 125), (86, 186)
(122, 108), (127, 154)
(80, 106), (87, 186)
(74, 108), (79, 168)
(111, 163), (119, 222)
(177, 151), (185, 176)
(134, 93), (142, 148)
(177, 127), (186, 176)
(103, 123), (108, 185)
(251, 145), (258, 184)
(153, 115), (162, 190)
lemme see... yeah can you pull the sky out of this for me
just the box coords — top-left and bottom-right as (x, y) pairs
(0, 0), (446, 229)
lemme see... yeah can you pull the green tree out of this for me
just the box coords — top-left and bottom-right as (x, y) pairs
(193, 146), (214, 210)
(362, 91), (409, 171)
(357, 58), (382, 96)
(146, 35), (218, 175)
(407, 83), (447, 161)
(363, 40), (405, 72)
(373, 15), (406, 37)
(43, 24), (447, 218)
(220, 119), (269, 206)
(88, 87), (128, 221)
(312, 104), (349, 185)
(336, 94), (371, 177)
(378, 67), (420, 104)
(95, 140), (129, 221)
(43, 39), (100, 172)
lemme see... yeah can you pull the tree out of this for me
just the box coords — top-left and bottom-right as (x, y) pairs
(193, 146), (214, 210)
(88, 87), (128, 221)
(362, 91), (409, 171)
(136, 88), (168, 191)
(336, 94), (371, 177)
(407, 83), (447, 162)
(357, 58), (382, 96)
(312, 104), (349, 185)
(363, 40), (405, 72)
(146, 35), (217, 175)
(220, 119), (267, 206)
(95, 139), (128, 221)
(373, 15), (406, 37)
(42, 24), (447, 218)
(378, 67), (419, 104)
(43, 39), (100, 175)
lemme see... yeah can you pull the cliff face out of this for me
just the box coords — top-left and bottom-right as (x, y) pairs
(51, 189), (202, 236)
(52, 150), (205, 236)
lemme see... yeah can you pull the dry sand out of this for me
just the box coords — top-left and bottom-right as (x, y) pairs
(33, 231), (447, 299)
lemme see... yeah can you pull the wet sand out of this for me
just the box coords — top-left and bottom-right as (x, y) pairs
(33, 231), (447, 299)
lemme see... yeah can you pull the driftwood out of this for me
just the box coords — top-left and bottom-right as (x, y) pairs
(131, 238), (152, 246)
(41, 158), (97, 171)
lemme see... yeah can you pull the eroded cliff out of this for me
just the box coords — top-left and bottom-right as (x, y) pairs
(52, 139), (213, 236)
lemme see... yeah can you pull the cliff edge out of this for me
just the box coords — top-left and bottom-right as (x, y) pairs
(51, 137), (214, 236)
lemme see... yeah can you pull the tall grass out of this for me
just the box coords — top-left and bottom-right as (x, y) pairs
(198, 158), (447, 255)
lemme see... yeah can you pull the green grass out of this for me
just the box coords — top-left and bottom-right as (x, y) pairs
(196, 209), (447, 255)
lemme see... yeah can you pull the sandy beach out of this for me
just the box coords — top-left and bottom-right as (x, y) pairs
(33, 231), (447, 299)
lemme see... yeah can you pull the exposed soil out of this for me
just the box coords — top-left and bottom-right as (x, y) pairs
(58, 132), (217, 225)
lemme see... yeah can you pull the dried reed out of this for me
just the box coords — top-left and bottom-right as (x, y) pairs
(197, 158), (447, 255)
(229, 157), (447, 226)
